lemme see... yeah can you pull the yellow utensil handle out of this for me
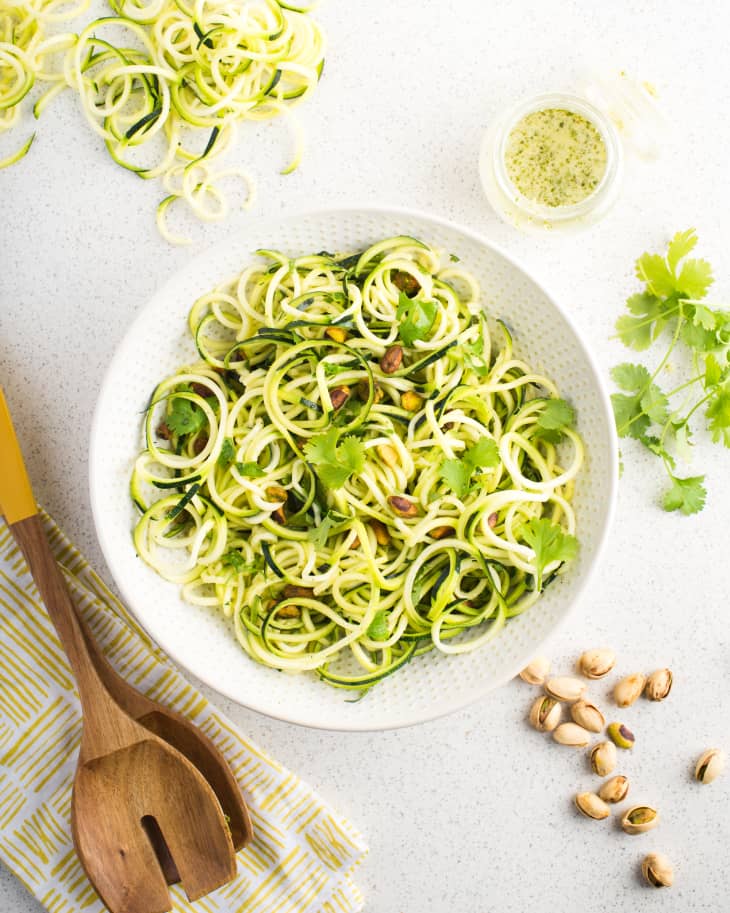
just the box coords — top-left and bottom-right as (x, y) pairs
(0, 387), (37, 524)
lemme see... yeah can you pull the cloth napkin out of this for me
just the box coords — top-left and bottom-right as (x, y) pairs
(0, 511), (367, 913)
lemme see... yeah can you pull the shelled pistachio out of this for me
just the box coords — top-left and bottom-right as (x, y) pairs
(607, 722), (635, 749)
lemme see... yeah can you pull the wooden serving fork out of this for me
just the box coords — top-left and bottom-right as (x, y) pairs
(0, 388), (249, 913)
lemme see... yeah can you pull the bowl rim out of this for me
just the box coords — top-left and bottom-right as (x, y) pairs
(89, 204), (618, 731)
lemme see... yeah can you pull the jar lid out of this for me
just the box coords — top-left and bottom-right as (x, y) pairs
(581, 69), (669, 162)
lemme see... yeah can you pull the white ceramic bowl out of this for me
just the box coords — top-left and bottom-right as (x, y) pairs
(90, 206), (618, 730)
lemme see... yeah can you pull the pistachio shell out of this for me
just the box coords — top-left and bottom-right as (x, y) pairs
(598, 775), (629, 803)
(695, 748), (725, 784)
(528, 695), (561, 732)
(519, 656), (551, 685)
(641, 853), (674, 888)
(570, 699), (605, 733)
(621, 805), (659, 834)
(575, 792), (610, 820)
(544, 676), (586, 703)
(590, 740), (617, 776)
(578, 647), (616, 679)
(645, 668), (673, 701)
(607, 721), (635, 749)
(614, 673), (646, 707)
(553, 722), (591, 747)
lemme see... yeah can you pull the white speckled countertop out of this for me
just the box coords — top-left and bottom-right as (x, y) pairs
(2, 1), (729, 911)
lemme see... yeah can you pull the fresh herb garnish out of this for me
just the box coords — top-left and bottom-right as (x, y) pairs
(165, 396), (206, 436)
(396, 290), (437, 346)
(218, 437), (235, 467)
(439, 436), (500, 497)
(236, 461), (265, 478)
(611, 229), (730, 514)
(521, 517), (578, 590)
(534, 398), (576, 443)
(303, 427), (365, 488)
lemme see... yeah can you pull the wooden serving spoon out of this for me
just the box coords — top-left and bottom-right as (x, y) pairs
(0, 388), (241, 913)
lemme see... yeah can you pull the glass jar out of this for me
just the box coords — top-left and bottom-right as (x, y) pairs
(479, 92), (624, 233)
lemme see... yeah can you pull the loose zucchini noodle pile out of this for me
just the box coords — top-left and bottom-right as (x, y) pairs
(0, 0), (83, 168)
(2, 0), (324, 241)
(132, 237), (584, 690)
(68, 0), (325, 242)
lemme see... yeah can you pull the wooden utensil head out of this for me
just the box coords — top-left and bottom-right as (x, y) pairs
(72, 737), (237, 913)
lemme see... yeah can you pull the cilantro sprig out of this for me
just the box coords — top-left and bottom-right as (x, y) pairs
(611, 230), (730, 515)
(303, 427), (365, 489)
(396, 291), (437, 346)
(521, 518), (578, 591)
(165, 396), (206, 436)
(438, 436), (500, 498)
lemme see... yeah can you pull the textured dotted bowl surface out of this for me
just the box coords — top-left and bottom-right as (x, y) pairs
(90, 207), (618, 730)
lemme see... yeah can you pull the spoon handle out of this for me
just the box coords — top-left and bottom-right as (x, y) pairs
(0, 390), (140, 760)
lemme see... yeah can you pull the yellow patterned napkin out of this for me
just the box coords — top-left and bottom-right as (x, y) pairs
(0, 512), (367, 913)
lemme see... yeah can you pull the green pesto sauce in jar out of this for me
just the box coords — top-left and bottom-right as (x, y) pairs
(504, 108), (607, 208)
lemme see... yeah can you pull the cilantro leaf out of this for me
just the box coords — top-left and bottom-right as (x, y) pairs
(640, 384), (669, 425)
(366, 610), (389, 641)
(521, 518), (578, 590)
(463, 437), (499, 470)
(439, 437), (499, 497)
(666, 228), (698, 272)
(316, 463), (352, 488)
(449, 253), (460, 263)
(221, 550), (246, 571)
(706, 384), (730, 447)
(671, 422), (694, 463)
(662, 475), (706, 515)
(218, 437), (235, 468)
(304, 428), (365, 489)
(615, 313), (656, 351)
(303, 427), (339, 465)
(611, 393), (650, 440)
(677, 258), (713, 299)
(635, 252), (676, 298)
(611, 362), (651, 392)
(535, 398), (575, 442)
(396, 291), (437, 346)
(692, 303), (716, 330)
(236, 462), (265, 478)
(704, 354), (723, 388)
(439, 458), (471, 498)
(463, 333), (489, 376)
(166, 397), (206, 436)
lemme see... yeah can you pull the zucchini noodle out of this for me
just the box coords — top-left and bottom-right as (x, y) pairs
(66, 0), (325, 241)
(0, 0), (83, 168)
(131, 237), (584, 690)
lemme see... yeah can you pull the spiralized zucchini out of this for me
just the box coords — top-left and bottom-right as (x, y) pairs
(66, 0), (325, 241)
(0, 0), (83, 168)
(131, 237), (584, 690)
